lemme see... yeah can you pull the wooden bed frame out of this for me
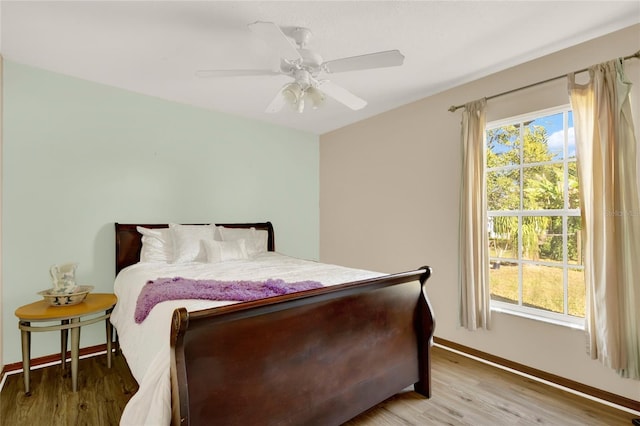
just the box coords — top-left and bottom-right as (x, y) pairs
(114, 222), (435, 426)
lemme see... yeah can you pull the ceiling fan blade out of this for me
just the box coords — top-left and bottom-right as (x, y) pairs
(248, 21), (302, 61)
(265, 87), (287, 113)
(196, 69), (281, 78)
(319, 81), (367, 110)
(323, 50), (404, 73)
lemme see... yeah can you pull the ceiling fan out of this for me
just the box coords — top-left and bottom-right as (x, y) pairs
(196, 21), (405, 113)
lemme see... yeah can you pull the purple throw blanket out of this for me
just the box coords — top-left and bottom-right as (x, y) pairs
(135, 277), (323, 323)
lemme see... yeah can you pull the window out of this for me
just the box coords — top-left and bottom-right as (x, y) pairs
(486, 105), (584, 326)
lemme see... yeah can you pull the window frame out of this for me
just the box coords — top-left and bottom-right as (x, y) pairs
(486, 104), (584, 328)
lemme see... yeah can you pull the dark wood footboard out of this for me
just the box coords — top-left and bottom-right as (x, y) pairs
(170, 266), (434, 426)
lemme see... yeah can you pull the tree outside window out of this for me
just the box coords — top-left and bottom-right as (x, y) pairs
(486, 106), (584, 322)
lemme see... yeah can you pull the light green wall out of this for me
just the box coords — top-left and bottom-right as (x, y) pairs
(2, 60), (319, 364)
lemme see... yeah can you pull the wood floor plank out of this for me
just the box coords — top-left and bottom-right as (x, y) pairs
(1, 346), (636, 425)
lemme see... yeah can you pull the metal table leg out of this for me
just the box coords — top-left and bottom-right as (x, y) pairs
(20, 321), (31, 396)
(61, 319), (69, 373)
(105, 308), (113, 368)
(70, 318), (80, 392)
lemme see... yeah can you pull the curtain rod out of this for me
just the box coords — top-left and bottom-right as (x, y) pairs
(448, 50), (640, 113)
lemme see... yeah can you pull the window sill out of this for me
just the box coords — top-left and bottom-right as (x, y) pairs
(491, 305), (585, 331)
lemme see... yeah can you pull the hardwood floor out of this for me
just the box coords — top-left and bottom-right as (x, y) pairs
(1, 346), (636, 425)
(347, 347), (637, 426)
(0, 352), (137, 426)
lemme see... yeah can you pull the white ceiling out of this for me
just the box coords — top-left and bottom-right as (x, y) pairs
(1, 1), (639, 135)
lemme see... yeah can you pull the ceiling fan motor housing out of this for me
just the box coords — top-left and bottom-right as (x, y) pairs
(281, 49), (323, 76)
(299, 49), (323, 71)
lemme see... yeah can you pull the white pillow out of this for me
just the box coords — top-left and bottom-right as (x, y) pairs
(203, 239), (249, 263)
(137, 226), (173, 263)
(218, 227), (268, 256)
(252, 229), (269, 253)
(169, 224), (217, 263)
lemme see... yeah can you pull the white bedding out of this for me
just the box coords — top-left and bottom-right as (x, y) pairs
(110, 252), (382, 426)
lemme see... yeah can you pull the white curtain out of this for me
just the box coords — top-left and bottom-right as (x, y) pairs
(458, 98), (491, 330)
(568, 59), (640, 379)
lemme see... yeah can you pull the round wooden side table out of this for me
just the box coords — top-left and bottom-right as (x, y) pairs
(14, 293), (117, 395)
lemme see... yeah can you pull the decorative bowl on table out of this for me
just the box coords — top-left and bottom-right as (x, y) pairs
(38, 285), (94, 307)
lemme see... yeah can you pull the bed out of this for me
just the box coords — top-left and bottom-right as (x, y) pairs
(111, 221), (435, 426)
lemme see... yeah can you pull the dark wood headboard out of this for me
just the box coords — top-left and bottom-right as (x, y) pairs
(115, 222), (275, 275)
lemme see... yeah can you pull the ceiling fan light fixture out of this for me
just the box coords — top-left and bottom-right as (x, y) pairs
(282, 82), (303, 110)
(304, 86), (325, 110)
(282, 84), (324, 113)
